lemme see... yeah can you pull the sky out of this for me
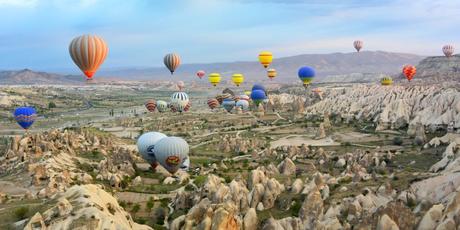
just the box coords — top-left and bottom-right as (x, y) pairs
(0, 0), (459, 72)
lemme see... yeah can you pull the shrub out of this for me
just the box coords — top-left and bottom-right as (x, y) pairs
(14, 206), (29, 220)
(392, 137), (403, 146)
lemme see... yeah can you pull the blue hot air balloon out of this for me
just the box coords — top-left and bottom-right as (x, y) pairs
(298, 66), (316, 87)
(13, 107), (37, 130)
(235, 99), (249, 111)
(252, 84), (266, 94)
(251, 89), (267, 106)
(222, 98), (235, 112)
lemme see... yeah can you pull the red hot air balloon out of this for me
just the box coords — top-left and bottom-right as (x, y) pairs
(145, 100), (157, 112)
(402, 65), (416, 82)
(353, 40), (363, 52)
(443, 45), (455, 57)
(196, 70), (205, 79)
(207, 98), (219, 110)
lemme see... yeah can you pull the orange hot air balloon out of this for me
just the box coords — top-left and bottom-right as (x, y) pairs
(69, 35), (108, 80)
(402, 65), (416, 82)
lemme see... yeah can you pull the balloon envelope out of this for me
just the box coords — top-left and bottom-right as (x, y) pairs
(298, 66), (315, 86)
(196, 70), (205, 79)
(402, 65), (416, 81)
(251, 89), (266, 106)
(208, 73), (221, 87)
(353, 40), (363, 52)
(69, 35), (108, 80)
(207, 98), (220, 110)
(443, 45), (454, 57)
(222, 98), (235, 112)
(137, 132), (167, 165)
(252, 84), (266, 93)
(154, 137), (190, 174)
(258, 51), (273, 68)
(236, 99), (249, 111)
(267, 68), (277, 80)
(381, 77), (393, 86)
(164, 53), (181, 74)
(145, 100), (157, 112)
(157, 100), (168, 113)
(171, 92), (189, 112)
(14, 107), (37, 130)
(232, 74), (244, 86)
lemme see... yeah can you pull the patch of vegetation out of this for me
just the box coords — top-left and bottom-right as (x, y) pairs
(13, 206), (29, 220)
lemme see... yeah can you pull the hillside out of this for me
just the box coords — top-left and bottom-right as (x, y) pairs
(99, 51), (425, 82)
(0, 69), (82, 85)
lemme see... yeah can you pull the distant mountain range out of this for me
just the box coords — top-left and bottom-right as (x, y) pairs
(0, 51), (430, 84)
(99, 51), (425, 83)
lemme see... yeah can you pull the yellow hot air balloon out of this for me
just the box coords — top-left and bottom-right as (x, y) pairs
(258, 51), (273, 68)
(381, 77), (393, 86)
(244, 90), (251, 96)
(267, 68), (277, 80)
(208, 73), (221, 87)
(232, 73), (244, 86)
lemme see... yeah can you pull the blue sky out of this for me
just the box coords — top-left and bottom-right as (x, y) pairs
(0, 0), (459, 72)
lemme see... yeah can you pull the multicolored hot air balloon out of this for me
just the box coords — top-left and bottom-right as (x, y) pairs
(232, 74), (244, 86)
(381, 77), (393, 86)
(353, 40), (363, 52)
(239, 95), (250, 101)
(258, 51), (273, 68)
(402, 65), (416, 82)
(145, 100), (157, 112)
(14, 107), (37, 130)
(207, 98), (219, 110)
(222, 98), (235, 112)
(208, 73), (221, 87)
(164, 53), (181, 74)
(170, 92), (189, 113)
(298, 66), (315, 87)
(216, 93), (232, 105)
(137, 132), (167, 168)
(154, 136), (190, 174)
(443, 45), (455, 57)
(69, 35), (108, 80)
(177, 81), (185, 91)
(251, 89), (267, 106)
(235, 100), (249, 111)
(267, 68), (277, 80)
(157, 100), (168, 113)
(184, 101), (191, 112)
(196, 70), (205, 79)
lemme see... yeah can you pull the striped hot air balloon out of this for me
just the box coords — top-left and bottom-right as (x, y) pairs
(145, 100), (157, 112)
(215, 93), (232, 105)
(258, 51), (273, 68)
(184, 101), (191, 112)
(196, 70), (205, 79)
(14, 107), (37, 130)
(381, 77), (393, 86)
(353, 40), (363, 52)
(232, 73), (244, 86)
(402, 65), (416, 82)
(164, 53), (181, 74)
(154, 136), (190, 174)
(267, 68), (277, 80)
(207, 98), (219, 110)
(69, 35), (108, 80)
(239, 95), (250, 101)
(157, 100), (168, 113)
(170, 92), (189, 113)
(443, 45), (455, 57)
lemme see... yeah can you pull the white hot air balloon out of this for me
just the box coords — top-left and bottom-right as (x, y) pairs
(157, 100), (168, 113)
(171, 92), (189, 113)
(136, 132), (167, 167)
(443, 45), (455, 57)
(154, 136), (190, 174)
(235, 99), (249, 111)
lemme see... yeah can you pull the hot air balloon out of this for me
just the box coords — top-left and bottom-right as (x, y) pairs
(196, 70), (205, 79)
(222, 98), (235, 112)
(170, 92), (189, 113)
(251, 90), (267, 106)
(208, 73), (221, 87)
(137, 132), (167, 168)
(184, 101), (191, 112)
(402, 65), (416, 82)
(443, 45), (455, 57)
(232, 73), (244, 87)
(154, 137), (190, 174)
(145, 100), (157, 112)
(236, 100), (249, 111)
(252, 84), (266, 94)
(69, 35), (108, 80)
(207, 98), (220, 110)
(258, 51), (273, 68)
(381, 77), (393, 86)
(164, 53), (181, 74)
(244, 91), (251, 97)
(215, 93), (232, 105)
(298, 66), (315, 87)
(14, 107), (37, 130)
(267, 68), (277, 80)
(239, 95), (250, 101)
(353, 40), (363, 52)
(157, 100), (168, 113)
(177, 81), (185, 91)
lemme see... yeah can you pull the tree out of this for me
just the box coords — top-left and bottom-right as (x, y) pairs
(48, 102), (57, 109)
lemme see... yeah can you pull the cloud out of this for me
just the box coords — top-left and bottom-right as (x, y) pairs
(0, 0), (37, 7)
